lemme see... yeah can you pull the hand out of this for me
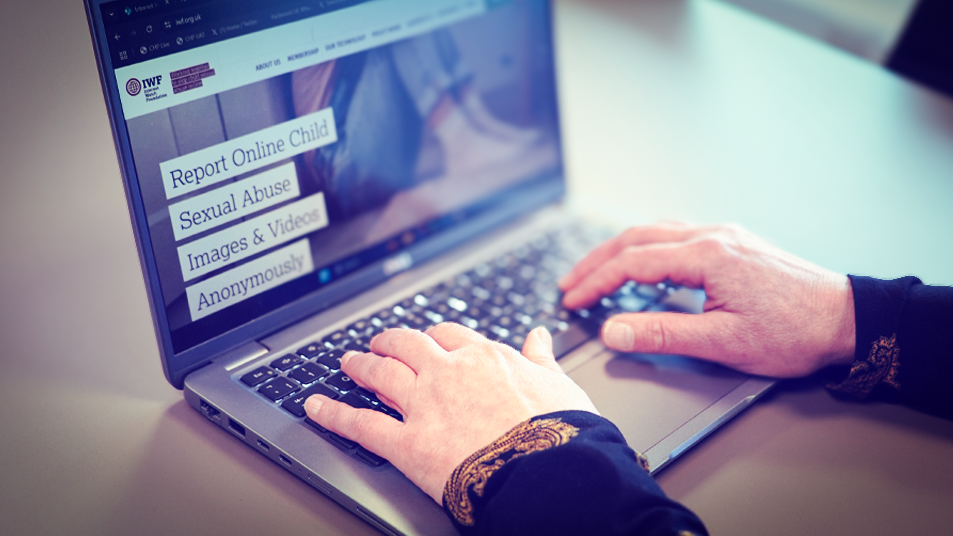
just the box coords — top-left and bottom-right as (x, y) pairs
(559, 222), (856, 377)
(303, 323), (599, 503)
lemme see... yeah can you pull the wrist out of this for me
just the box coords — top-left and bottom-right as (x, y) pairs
(824, 274), (857, 368)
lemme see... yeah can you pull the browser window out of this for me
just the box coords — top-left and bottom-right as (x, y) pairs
(102, 0), (563, 352)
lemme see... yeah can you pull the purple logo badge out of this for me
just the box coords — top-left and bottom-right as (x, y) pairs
(126, 78), (142, 96)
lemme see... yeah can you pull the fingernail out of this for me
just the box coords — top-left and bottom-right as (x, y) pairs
(304, 395), (324, 416)
(341, 351), (358, 367)
(534, 326), (552, 346)
(603, 320), (634, 351)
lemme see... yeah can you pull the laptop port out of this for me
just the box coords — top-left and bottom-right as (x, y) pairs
(278, 455), (292, 467)
(199, 400), (221, 422)
(228, 418), (246, 438)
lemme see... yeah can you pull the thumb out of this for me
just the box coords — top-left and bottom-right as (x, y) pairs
(521, 327), (563, 373)
(602, 312), (715, 357)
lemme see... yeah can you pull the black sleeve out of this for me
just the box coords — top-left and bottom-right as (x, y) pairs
(886, 0), (953, 97)
(828, 276), (953, 420)
(442, 411), (708, 536)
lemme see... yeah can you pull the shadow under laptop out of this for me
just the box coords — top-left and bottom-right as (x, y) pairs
(103, 399), (374, 536)
(654, 368), (953, 518)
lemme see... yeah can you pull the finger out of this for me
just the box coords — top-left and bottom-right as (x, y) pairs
(305, 395), (403, 459)
(562, 242), (707, 309)
(340, 351), (416, 413)
(601, 311), (730, 360)
(425, 322), (486, 352)
(520, 327), (562, 374)
(558, 222), (702, 291)
(369, 327), (447, 372)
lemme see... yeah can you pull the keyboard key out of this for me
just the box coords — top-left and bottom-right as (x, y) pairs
(634, 283), (666, 300)
(240, 366), (276, 387)
(317, 349), (346, 370)
(355, 447), (388, 467)
(400, 297), (424, 312)
(344, 338), (370, 352)
(259, 378), (300, 401)
(288, 362), (328, 385)
(471, 286), (491, 301)
(372, 308), (395, 325)
(281, 383), (339, 417)
(423, 310), (444, 324)
(347, 319), (373, 337)
(326, 372), (356, 392)
(297, 342), (325, 358)
(339, 392), (372, 410)
(507, 292), (526, 307)
(429, 302), (451, 316)
(270, 354), (303, 372)
(328, 432), (357, 449)
(551, 321), (599, 359)
(322, 330), (348, 348)
(304, 417), (327, 433)
(617, 294), (651, 312)
(496, 316), (515, 328)
(403, 315), (429, 329)
(355, 387), (380, 405)
(466, 304), (490, 320)
(446, 297), (468, 312)
(489, 325), (510, 339)
(377, 403), (403, 422)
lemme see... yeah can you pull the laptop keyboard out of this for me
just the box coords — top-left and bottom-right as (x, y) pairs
(238, 224), (679, 467)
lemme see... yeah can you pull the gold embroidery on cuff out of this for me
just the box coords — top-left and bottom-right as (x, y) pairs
(635, 450), (651, 473)
(443, 418), (579, 527)
(827, 334), (901, 398)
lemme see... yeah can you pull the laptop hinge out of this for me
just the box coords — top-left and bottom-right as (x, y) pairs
(219, 341), (271, 371)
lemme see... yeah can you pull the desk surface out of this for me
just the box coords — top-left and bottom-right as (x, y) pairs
(2, 0), (952, 535)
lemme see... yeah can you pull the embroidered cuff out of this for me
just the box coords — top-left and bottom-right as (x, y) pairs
(826, 334), (901, 397)
(441, 411), (649, 529)
(827, 276), (918, 398)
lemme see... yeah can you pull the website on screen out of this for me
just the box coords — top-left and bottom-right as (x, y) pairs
(109, 0), (563, 351)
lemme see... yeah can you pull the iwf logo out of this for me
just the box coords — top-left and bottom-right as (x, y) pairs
(126, 78), (142, 96)
(126, 75), (162, 97)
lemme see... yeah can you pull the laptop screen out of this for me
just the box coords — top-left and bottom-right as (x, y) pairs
(96, 0), (563, 356)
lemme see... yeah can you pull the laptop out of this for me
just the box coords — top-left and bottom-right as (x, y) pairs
(84, 0), (774, 534)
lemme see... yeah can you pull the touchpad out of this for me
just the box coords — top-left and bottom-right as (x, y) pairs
(568, 351), (750, 454)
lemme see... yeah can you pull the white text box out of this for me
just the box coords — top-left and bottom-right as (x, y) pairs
(186, 239), (314, 321)
(160, 107), (336, 200)
(169, 162), (300, 242)
(177, 192), (328, 282)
